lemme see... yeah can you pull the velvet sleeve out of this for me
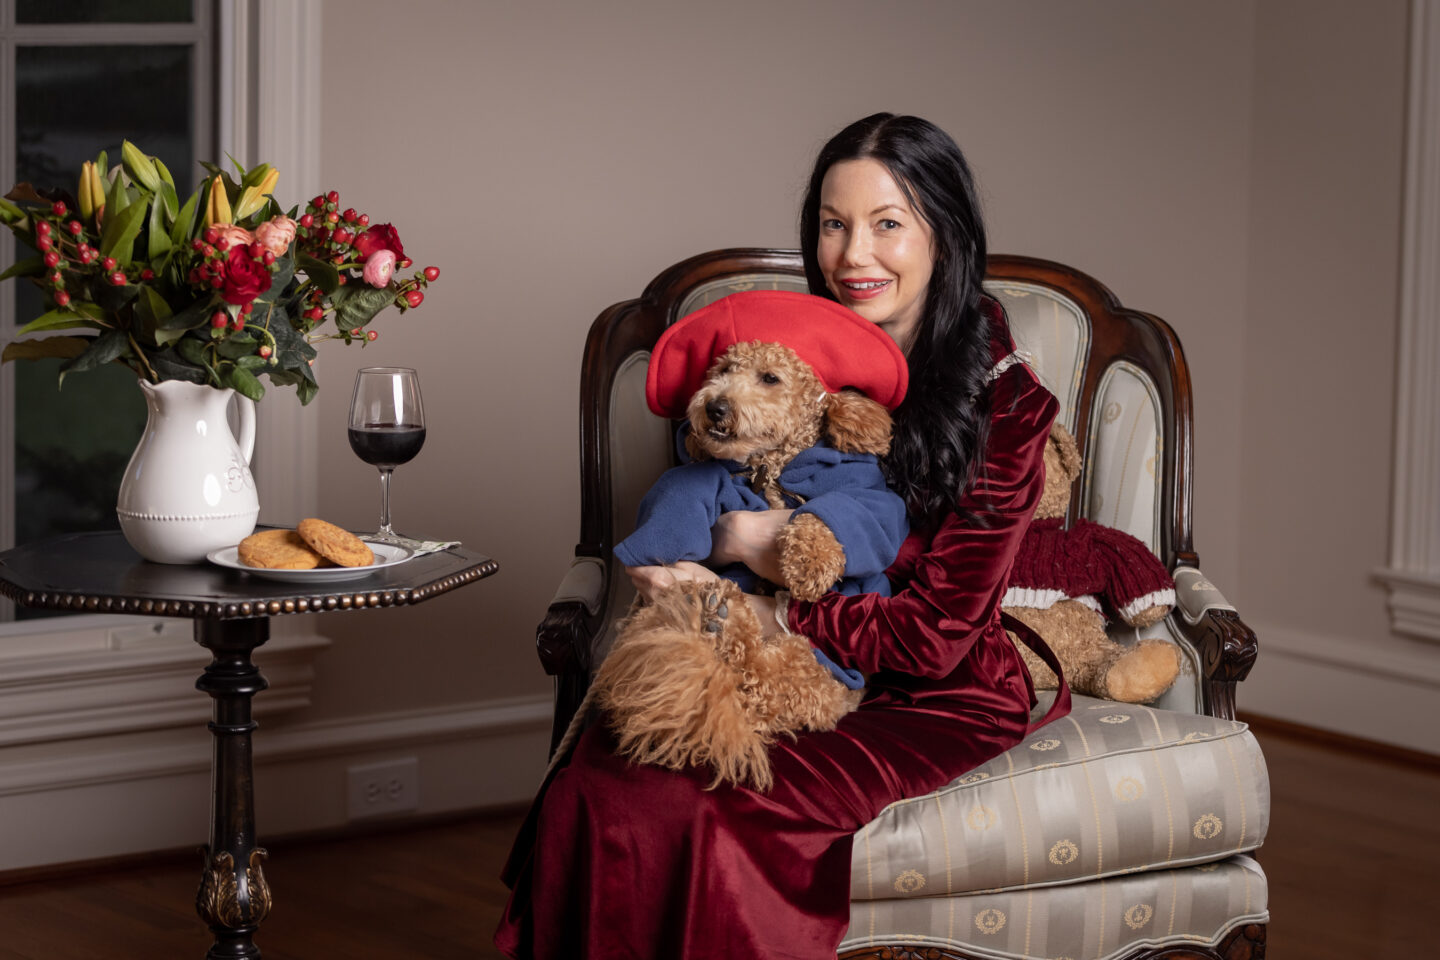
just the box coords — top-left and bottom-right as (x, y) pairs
(787, 367), (1059, 677)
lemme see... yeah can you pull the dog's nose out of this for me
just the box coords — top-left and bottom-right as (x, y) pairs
(705, 398), (730, 422)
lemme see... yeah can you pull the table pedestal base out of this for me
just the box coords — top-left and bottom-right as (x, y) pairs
(194, 618), (271, 959)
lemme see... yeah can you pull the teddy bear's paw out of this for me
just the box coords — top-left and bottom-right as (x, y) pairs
(776, 513), (846, 602)
(1103, 641), (1181, 703)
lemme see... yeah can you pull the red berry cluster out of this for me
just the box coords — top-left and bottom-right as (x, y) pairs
(184, 226), (283, 331)
(27, 202), (115, 307)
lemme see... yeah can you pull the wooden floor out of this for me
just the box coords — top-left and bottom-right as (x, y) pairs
(1, 724), (1437, 959)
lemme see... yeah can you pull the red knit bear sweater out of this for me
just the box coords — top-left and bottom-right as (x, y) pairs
(1002, 517), (1175, 624)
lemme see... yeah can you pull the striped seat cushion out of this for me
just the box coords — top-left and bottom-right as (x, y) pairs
(851, 694), (1269, 899)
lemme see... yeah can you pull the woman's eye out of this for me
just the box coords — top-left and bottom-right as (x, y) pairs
(761, 372), (781, 385)
(878, 219), (901, 230)
(820, 218), (844, 231)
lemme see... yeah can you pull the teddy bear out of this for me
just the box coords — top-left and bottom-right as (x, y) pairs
(551, 290), (910, 792)
(1003, 421), (1181, 703)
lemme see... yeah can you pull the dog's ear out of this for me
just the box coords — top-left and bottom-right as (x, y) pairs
(823, 390), (893, 455)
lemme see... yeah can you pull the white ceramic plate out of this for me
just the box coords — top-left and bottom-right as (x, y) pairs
(207, 541), (414, 583)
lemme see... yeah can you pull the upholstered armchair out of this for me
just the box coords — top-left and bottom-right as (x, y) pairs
(537, 250), (1269, 960)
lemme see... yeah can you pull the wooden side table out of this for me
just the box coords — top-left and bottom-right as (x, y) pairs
(0, 531), (498, 959)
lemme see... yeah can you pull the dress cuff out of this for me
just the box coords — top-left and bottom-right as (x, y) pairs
(774, 590), (793, 635)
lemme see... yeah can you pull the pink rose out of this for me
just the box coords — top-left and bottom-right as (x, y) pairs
(352, 222), (405, 261)
(211, 223), (256, 250)
(254, 215), (297, 258)
(362, 249), (397, 288)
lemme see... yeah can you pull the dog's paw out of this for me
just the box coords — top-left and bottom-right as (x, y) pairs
(776, 513), (846, 601)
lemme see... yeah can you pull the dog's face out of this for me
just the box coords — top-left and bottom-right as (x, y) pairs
(685, 341), (826, 463)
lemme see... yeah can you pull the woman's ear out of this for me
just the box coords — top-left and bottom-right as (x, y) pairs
(823, 390), (893, 455)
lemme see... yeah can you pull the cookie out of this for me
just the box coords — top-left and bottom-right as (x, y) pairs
(297, 518), (375, 568)
(238, 529), (326, 570)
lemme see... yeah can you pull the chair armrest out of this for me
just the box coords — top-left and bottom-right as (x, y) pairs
(1171, 566), (1259, 720)
(536, 554), (607, 677)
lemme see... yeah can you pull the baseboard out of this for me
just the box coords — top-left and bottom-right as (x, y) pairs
(1238, 710), (1440, 773)
(1240, 619), (1440, 756)
(0, 694), (552, 872)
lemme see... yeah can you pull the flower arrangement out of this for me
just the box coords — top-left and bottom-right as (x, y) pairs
(0, 141), (437, 404)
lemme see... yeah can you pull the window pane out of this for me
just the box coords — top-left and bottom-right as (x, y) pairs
(9, 44), (192, 598)
(17, 0), (193, 24)
(17, 44), (196, 193)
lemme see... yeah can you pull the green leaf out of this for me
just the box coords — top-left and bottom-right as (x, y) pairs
(158, 181), (180, 222)
(159, 292), (216, 331)
(255, 253), (296, 304)
(240, 163), (272, 189)
(59, 328), (130, 383)
(105, 166), (129, 218)
(170, 191), (198, 245)
(2, 336), (90, 364)
(16, 308), (104, 335)
(154, 156), (176, 190)
(0, 256), (44, 281)
(0, 196), (23, 223)
(226, 365), (264, 401)
(332, 284), (397, 330)
(92, 280), (141, 314)
(147, 192), (172, 260)
(297, 379), (319, 405)
(235, 354), (267, 370)
(216, 333), (258, 359)
(146, 346), (208, 384)
(100, 199), (148, 262)
(296, 253), (339, 294)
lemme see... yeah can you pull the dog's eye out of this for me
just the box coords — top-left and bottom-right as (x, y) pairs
(761, 372), (781, 385)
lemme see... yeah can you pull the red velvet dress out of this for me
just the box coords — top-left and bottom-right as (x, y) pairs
(496, 323), (1066, 960)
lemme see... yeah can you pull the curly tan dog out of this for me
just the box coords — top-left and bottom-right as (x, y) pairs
(553, 339), (899, 792)
(684, 340), (893, 600)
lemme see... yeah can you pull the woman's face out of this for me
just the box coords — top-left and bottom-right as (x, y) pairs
(816, 158), (935, 349)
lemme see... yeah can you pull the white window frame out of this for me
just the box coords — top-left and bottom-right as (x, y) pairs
(1377, 0), (1440, 642)
(0, 0), (324, 746)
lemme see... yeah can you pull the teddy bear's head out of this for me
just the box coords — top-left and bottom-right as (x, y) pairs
(1035, 422), (1083, 520)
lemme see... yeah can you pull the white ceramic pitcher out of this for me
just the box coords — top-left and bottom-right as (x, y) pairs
(116, 380), (259, 564)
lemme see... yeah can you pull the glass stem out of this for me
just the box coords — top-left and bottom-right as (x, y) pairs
(377, 466), (395, 537)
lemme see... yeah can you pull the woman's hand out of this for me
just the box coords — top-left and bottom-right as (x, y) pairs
(743, 593), (784, 638)
(625, 561), (718, 604)
(709, 509), (793, 584)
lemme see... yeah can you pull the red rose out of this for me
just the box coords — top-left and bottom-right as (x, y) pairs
(352, 222), (405, 262)
(219, 243), (273, 305)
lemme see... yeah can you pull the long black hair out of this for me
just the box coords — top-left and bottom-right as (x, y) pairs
(800, 113), (993, 528)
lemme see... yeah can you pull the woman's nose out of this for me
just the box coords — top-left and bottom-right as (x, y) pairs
(842, 229), (872, 266)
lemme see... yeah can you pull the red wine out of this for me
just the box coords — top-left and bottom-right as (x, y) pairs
(348, 423), (426, 467)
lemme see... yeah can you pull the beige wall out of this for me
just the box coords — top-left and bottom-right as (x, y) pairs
(299, 1), (1429, 750)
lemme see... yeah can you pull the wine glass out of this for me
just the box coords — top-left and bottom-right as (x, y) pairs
(348, 367), (426, 544)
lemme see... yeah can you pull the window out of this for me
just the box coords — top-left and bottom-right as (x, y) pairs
(0, 0), (215, 621)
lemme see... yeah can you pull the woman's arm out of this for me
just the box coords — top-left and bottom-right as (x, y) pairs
(789, 368), (1059, 678)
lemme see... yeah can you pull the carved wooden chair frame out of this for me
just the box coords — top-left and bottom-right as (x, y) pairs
(537, 249), (1264, 960)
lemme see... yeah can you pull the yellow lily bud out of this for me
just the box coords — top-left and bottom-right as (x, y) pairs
(77, 161), (104, 221)
(203, 175), (232, 227)
(232, 167), (280, 221)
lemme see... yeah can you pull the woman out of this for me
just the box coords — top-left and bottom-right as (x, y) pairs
(495, 112), (1067, 960)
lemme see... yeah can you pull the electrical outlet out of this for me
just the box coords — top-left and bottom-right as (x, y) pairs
(346, 757), (419, 820)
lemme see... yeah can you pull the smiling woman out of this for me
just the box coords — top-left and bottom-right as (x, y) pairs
(815, 157), (935, 348)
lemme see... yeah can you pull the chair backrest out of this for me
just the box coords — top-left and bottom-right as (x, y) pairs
(573, 250), (1201, 693)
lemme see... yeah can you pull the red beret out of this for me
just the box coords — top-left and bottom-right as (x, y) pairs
(645, 290), (909, 418)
